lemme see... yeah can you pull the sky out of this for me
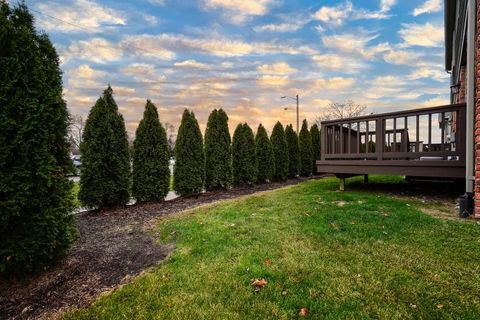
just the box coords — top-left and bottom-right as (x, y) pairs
(17, 0), (447, 136)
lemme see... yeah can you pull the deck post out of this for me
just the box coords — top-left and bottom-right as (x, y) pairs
(363, 174), (369, 184)
(339, 178), (345, 192)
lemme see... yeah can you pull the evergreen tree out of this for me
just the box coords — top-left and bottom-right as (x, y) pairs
(270, 122), (289, 181)
(232, 123), (257, 185)
(310, 124), (321, 174)
(204, 109), (232, 190)
(0, 2), (76, 274)
(132, 100), (170, 202)
(174, 110), (205, 195)
(285, 124), (300, 178)
(299, 120), (313, 177)
(79, 87), (131, 208)
(255, 124), (274, 183)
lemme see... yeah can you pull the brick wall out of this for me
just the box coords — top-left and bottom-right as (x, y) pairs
(457, 66), (466, 104)
(475, 1), (480, 218)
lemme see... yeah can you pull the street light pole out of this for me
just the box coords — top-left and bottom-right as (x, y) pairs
(281, 94), (300, 133)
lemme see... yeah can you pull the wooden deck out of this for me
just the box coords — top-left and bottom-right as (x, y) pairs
(316, 104), (466, 179)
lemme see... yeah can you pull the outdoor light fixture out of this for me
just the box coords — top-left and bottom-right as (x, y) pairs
(450, 83), (460, 95)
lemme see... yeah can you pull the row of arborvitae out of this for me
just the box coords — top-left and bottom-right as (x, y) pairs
(79, 92), (322, 210)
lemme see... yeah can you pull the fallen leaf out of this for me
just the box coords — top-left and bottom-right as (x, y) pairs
(437, 304), (443, 309)
(410, 304), (417, 309)
(350, 221), (356, 225)
(299, 308), (309, 317)
(265, 260), (271, 266)
(251, 278), (267, 287)
(304, 212), (310, 216)
(383, 213), (389, 217)
(330, 222), (339, 230)
(281, 289), (288, 296)
(6, 256), (11, 261)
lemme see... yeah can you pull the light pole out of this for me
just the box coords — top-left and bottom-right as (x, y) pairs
(281, 95), (299, 133)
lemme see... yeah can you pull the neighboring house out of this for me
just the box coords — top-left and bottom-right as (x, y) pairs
(317, 0), (479, 218)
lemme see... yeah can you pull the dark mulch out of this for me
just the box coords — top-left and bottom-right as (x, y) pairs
(0, 176), (326, 320)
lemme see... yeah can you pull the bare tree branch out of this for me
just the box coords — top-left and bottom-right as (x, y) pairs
(68, 114), (85, 154)
(314, 100), (367, 126)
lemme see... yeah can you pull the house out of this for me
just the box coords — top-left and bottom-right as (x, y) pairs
(317, 0), (478, 218)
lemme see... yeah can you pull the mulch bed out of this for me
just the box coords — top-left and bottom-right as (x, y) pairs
(0, 176), (326, 320)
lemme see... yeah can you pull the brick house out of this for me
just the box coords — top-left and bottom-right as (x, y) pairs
(445, 0), (478, 217)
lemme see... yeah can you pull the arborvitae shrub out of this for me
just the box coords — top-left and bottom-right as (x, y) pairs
(174, 110), (205, 195)
(270, 122), (289, 181)
(0, 2), (76, 275)
(310, 124), (321, 174)
(285, 124), (300, 178)
(132, 100), (170, 202)
(232, 124), (257, 185)
(79, 87), (131, 208)
(255, 124), (274, 183)
(204, 109), (232, 190)
(299, 120), (313, 177)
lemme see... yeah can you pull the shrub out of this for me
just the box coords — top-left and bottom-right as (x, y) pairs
(270, 122), (289, 181)
(0, 2), (76, 275)
(79, 87), (131, 208)
(299, 120), (313, 177)
(174, 110), (205, 195)
(255, 124), (274, 183)
(232, 123), (257, 185)
(310, 124), (321, 174)
(132, 100), (170, 202)
(204, 109), (232, 190)
(285, 124), (300, 178)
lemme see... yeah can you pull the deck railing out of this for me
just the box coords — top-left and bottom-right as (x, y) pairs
(318, 104), (466, 178)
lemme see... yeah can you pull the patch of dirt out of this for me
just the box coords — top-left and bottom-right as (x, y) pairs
(0, 176), (326, 320)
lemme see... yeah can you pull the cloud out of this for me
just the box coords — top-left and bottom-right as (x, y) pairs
(253, 22), (304, 33)
(257, 75), (290, 87)
(313, 77), (355, 90)
(202, 0), (274, 24)
(407, 67), (449, 81)
(120, 63), (156, 76)
(412, 0), (442, 16)
(383, 48), (423, 65)
(148, 0), (167, 5)
(398, 22), (444, 47)
(313, 0), (396, 27)
(62, 38), (123, 63)
(257, 62), (296, 75)
(36, 0), (126, 33)
(312, 54), (367, 73)
(68, 64), (106, 79)
(321, 31), (390, 59)
(369, 75), (407, 87)
(174, 60), (211, 69)
(142, 14), (159, 26)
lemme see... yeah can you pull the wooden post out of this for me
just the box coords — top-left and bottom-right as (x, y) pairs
(339, 178), (345, 192)
(363, 174), (369, 184)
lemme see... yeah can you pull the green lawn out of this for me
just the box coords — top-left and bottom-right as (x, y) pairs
(64, 176), (480, 319)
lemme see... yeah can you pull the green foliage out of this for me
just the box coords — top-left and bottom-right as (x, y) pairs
(299, 120), (313, 177)
(285, 124), (299, 178)
(174, 110), (205, 195)
(270, 122), (289, 181)
(310, 124), (321, 174)
(132, 100), (170, 202)
(79, 87), (131, 208)
(255, 124), (274, 183)
(204, 109), (232, 190)
(232, 123), (257, 185)
(0, 2), (76, 275)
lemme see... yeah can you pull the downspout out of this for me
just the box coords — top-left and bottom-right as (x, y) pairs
(461, 0), (476, 216)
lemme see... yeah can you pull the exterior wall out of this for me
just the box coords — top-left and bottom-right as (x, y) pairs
(476, 1), (480, 218)
(457, 66), (466, 104)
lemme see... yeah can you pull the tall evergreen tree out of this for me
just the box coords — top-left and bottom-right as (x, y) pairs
(255, 124), (274, 183)
(174, 110), (205, 195)
(132, 100), (170, 202)
(204, 109), (232, 190)
(232, 123), (257, 185)
(285, 124), (300, 178)
(270, 122), (289, 181)
(0, 2), (76, 274)
(310, 124), (321, 174)
(299, 120), (313, 177)
(79, 87), (131, 208)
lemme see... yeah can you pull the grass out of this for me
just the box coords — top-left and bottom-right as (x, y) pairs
(64, 176), (480, 319)
(72, 181), (80, 209)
